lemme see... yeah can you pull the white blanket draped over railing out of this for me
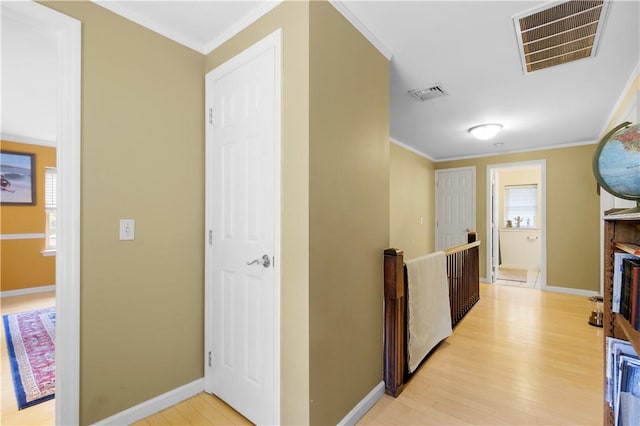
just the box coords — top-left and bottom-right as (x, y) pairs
(405, 251), (452, 373)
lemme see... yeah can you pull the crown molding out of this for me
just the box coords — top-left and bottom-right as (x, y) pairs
(93, 1), (284, 55)
(436, 139), (598, 163)
(92, 1), (206, 53)
(329, 0), (392, 61)
(390, 137), (435, 162)
(203, 1), (283, 55)
(600, 60), (640, 135)
(1, 132), (56, 147)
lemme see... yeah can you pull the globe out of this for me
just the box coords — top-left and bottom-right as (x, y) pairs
(593, 122), (640, 204)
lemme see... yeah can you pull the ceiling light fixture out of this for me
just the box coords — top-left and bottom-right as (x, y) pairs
(469, 123), (503, 140)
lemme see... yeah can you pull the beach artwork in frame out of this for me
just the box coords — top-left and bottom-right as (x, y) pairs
(1, 151), (35, 205)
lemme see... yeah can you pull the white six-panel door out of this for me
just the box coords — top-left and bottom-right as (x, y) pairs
(204, 30), (281, 425)
(435, 167), (476, 250)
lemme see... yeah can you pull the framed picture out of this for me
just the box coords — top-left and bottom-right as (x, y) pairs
(1, 151), (35, 205)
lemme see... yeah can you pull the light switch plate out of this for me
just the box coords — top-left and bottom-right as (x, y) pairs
(119, 219), (135, 240)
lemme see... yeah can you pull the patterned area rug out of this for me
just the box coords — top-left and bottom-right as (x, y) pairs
(2, 307), (56, 409)
(498, 267), (528, 283)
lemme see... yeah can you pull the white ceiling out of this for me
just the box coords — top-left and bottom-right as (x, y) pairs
(1, 7), (59, 145)
(341, 0), (640, 160)
(3, 1), (639, 160)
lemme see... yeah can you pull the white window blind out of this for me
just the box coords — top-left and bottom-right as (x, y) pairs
(505, 184), (537, 227)
(45, 167), (57, 249)
(45, 167), (56, 209)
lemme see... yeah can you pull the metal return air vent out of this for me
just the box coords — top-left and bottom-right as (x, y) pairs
(513, 0), (610, 74)
(408, 84), (448, 102)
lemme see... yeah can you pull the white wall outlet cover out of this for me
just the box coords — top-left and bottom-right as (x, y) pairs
(119, 219), (135, 240)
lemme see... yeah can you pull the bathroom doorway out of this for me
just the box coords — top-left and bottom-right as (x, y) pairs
(487, 160), (546, 290)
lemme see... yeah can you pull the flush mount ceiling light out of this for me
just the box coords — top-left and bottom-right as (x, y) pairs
(469, 124), (503, 140)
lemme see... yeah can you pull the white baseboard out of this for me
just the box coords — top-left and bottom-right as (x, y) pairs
(92, 378), (204, 425)
(543, 285), (599, 297)
(337, 381), (385, 426)
(0, 285), (55, 298)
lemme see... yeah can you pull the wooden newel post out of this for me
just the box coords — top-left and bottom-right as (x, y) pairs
(384, 248), (405, 397)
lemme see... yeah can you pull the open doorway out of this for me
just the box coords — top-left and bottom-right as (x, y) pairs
(487, 160), (547, 290)
(1, 2), (81, 425)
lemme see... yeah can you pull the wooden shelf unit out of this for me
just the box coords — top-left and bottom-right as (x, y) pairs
(603, 214), (640, 425)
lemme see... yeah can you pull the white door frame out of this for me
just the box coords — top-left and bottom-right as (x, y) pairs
(204, 29), (281, 424)
(486, 160), (546, 289)
(2, 2), (82, 424)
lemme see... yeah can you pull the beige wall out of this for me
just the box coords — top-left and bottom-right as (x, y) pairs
(42, 2), (205, 424)
(308, 2), (389, 424)
(389, 143), (436, 259)
(437, 144), (600, 292)
(204, 2), (311, 423)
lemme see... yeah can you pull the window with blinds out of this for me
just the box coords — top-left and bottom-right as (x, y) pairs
(45, 167), (57, 250)
(505, 184), (537, 227)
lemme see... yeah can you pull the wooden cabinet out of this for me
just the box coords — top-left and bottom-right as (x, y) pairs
(603, 213), (640, 425)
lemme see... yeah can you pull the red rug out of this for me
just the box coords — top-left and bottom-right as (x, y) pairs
(2, 307), (56, 409)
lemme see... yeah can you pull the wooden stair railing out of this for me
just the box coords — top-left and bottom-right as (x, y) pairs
(383, 238), (481, 397)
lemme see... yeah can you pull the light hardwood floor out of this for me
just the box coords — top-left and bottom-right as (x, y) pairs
(131, 392), (251, 426)
(1, 291), (56, 426)
(359, 283), (603, 425)
(2, 284), (602, 425)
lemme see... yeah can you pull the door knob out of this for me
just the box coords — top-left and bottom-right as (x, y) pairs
(246, 254), (271, 268)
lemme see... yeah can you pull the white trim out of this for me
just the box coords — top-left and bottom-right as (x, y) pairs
(272, 28), (283, 425)
(91, 379), (204, 426)
(92, 1), (204, 53)
(56, 7), (82, 426)
(435, 139), (597, 163)
(390, 137), (435, 162)
(92, 1), (283, 56)
(1, 132), (56, 147)
(486, 160), (547, 291)
(544, 285), (599, 297)
(600, 60), (640, 138)
(329, 1), (392, 60)
(0, 233), (45, 240)
(0, 285), (55, 299)
(337, 381), (385, 426)
(202, 1), (283, 54)
(1, 4), (81, 424)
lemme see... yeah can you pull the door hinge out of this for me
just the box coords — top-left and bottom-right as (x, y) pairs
(209, 230), (213, 246)
(209, 108), (214, 125)
(208, 351), (212, 367)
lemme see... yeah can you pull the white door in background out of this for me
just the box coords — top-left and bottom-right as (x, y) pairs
(204, 30), (281, 426)
(435, 167), (475, 250)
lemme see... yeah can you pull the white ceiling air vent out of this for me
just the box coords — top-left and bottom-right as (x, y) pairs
(513, 0), (611, 74)
(408, 84), (448, 101)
